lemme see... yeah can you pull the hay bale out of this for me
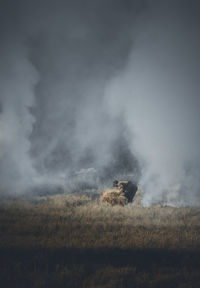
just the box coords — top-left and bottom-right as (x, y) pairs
(101, 189), (128, 206)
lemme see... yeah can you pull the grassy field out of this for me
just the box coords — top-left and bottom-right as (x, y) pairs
(0, 188), (200, 287)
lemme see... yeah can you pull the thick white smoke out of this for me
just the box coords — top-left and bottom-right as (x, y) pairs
(0, 0), (142, 195)
(104, 2), (200, 206)
(1, 1), (200, 206)
(0, 44), (39, 193)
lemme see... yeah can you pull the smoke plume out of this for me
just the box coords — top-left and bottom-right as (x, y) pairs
(0, 0), (200, 206)
(104, 1), (200, 206)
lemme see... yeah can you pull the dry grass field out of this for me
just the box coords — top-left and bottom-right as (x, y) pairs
(0, 188), (200, 287)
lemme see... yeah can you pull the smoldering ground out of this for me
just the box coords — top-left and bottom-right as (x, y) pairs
(0, 0), (200, 206)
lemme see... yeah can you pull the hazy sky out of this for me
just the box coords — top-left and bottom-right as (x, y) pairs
(0, 0), (200, 205)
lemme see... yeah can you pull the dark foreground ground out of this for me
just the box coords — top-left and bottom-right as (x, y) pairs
(0, 190), (200, 287)
(1, 247), (200, 288)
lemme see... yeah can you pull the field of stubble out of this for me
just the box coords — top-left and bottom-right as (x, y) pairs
(0, 188), (200, 288)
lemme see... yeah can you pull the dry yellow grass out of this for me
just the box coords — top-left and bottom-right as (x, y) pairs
(0, 190), (200, 249)
(1, 191), (200, 288)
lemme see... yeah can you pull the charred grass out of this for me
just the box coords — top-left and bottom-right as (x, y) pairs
(0, 190), (200, 287)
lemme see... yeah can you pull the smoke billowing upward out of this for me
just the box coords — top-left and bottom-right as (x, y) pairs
(0, 0), (200, 206)
(104, 1), (200, 206)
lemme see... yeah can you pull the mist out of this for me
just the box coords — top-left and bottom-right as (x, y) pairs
(0, 0), (200, 205)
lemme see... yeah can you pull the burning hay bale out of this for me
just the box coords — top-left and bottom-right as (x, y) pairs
(101, 180), (138, 206)
(101, 189), (128, 206)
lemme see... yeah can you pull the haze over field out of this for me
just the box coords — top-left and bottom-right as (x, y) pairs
(0, 0), (200, 206)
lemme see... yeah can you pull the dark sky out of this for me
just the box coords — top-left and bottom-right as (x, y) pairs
(0, 0), (200, 206)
